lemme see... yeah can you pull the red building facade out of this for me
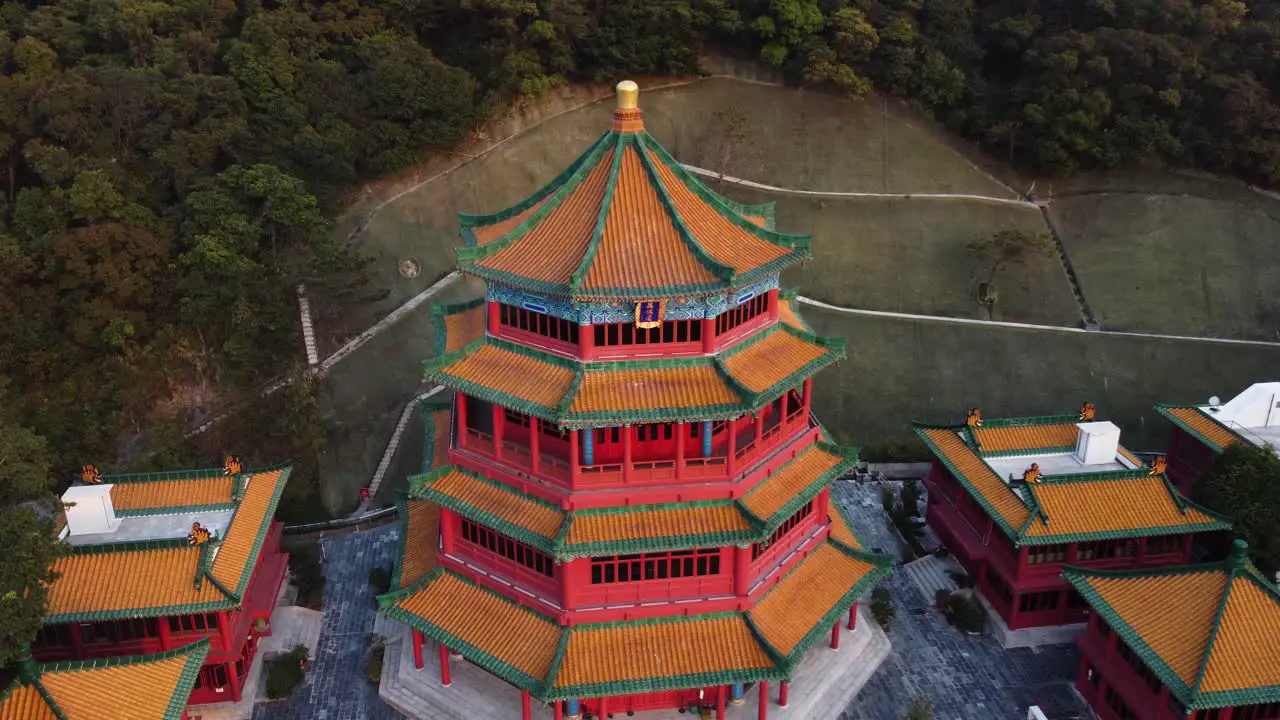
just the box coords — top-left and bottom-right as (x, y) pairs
(378, 81), (893, 719)
(31, 462), (292, 708)
(916, 410), (1231, 633)
(1156, 382), (1280, 494)
(1065, 540), (1280, 720)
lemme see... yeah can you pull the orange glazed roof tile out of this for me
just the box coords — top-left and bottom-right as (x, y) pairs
(430, 341), (576, 416)
(395, 498), (440, 589)
(422, 399), (452, 473)
(1157, 405), (1242, 452)
(433, 298), (487, 356)
(109, 476), (234, 515)
(380, 570), (561, 691)
(1066, 541), (1280, 709)
(916, 426), (1031, 532)
(47, 465), (290, 622)
(720, 325), (840, 396)
(971, 423), (1077, 453)
(740, 442), (853, 523)
(776, 289), (812, 333)
(409, 466), (564, 551)
(561, 501), (755, 558)
(1022, 475), (1228, 540)
(456, 84), (810, 301)
(749, 542), (891, 660)
(569, 364), (739, 416)
(550, 614), (778, 697)
(827, 502), (863, 551)
(0, 640), (209, 720)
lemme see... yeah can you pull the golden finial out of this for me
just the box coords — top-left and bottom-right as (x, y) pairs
(965, 408), (983, 428)
(1079, 401), (1096, 422)
(616, 80), (639, 110)
(80, 464), (102, 484)
(224, 455), (242, 476)
(187, 522), (211, 545)
(1022, 463), (1043, 484)
(1149, 456), (1168, 476)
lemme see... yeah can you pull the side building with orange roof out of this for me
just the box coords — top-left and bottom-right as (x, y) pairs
(31, 460), (291, 710)
(376, 81), (894, 720)
(1156, 381), (1280, 493)
(1064, 539), (1280, 720)
(916, 407), (1233, 645)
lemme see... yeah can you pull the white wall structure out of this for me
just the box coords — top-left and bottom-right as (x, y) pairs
(1207, 382), (1280, 428)
(61, 484), (121, 537)
(1074, 421), (1122, 466)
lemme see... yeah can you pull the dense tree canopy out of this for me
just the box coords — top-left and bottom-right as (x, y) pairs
(1196, 444), (1280, 577)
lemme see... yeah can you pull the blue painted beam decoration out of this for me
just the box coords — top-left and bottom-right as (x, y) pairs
(486, 275), (779, 325)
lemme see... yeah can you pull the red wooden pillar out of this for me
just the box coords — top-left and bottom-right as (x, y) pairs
(70, 624), (86, 660)
(580, 323), (594, 361)
(218, 612), (234, 655)
(492, 405), (505, 460)
(848, 603), (858, 630)
(227, 660), (243, 702)
(157, 616), (172, 651)
(726, 419), (738, 477)
(487, 301), (500, 335)
(779, 680), (789, 707)
(734, 545), (753, 596)
(1182, 534), (1193, 563)
(598, 696), (608, 718)
(554, 701), (564, 720)
(768, 290), (780, 322)
(622, 426), (633, 483)
(702, 318), (716, 353)
(802, 379), (812, 416)
(522, 690), (531, 720)
(675, 423), (686, 480)
(456, 393), (469, 450)
(439, 643), (452, 686)
(412, 630), (424, 669)
(440, 509), (457, 555)
(530, 418), (541, 474)
(569, 430), (580, 489)
(754, 411), (764, 448)
(758, 681), (768, 720)
(716, 685), (726, 720)
(830, 622), (840, 650)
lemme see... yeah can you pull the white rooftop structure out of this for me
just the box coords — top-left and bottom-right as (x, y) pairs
(59, 483), (236, 547)
(1200, 381), (1280, 451)
(974, 421), (1141, 502)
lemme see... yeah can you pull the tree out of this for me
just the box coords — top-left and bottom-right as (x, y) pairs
(966, 229), (1054, 319)
(0, 505), (65, 667)
(1196, 444), (1280, 577)
(905, 696), (934, 720)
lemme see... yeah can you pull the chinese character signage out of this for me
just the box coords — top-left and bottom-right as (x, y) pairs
(635, 300), (665, 329)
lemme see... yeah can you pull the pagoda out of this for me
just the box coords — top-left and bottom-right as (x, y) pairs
(378, 81), (893, 719)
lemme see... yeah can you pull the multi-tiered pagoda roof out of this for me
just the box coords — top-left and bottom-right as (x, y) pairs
(379, 80), (892, 719)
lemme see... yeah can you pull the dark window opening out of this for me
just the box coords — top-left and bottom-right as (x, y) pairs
(592, 318), (701, 348)
(460, 517), (554, 578)
(715, 294), (769, 336)
(751, 500), (814, 560)
(499, 303), (579, 345)
(590, 549), (722, 584)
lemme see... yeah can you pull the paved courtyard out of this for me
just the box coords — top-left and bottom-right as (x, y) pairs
(253, 479), (1088, 720)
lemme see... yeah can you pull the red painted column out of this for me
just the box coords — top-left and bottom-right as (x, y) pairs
(522, 690), (531, 720)
(530, 418), (541, 474)
(412, 630), (424, 669)
(758, 681), (768, 720)
(1182, 534), (1193, 564)
(754, 411), (764, 450)
(599, 696), (608, 719)
(439, 508), (456, 555)
(439, 643), (452, 686)
(218, 612), (234, 655)
(487, 301), (500, 336)
(622, 426), (633, 484)
(492, 405), (505, 460)
(726, 419), (738, 477)
(734, 545), (753, 596)
(580, 323), (594, 361)
(555, 701), (564, 720)
(227, 661), (243, 702)
(569, 430), (580, 489)
(848, 603), (858, 630)
(702, 318), (715, 353)
(830, 622), (840, 650)
(675, 423), (686, 481)
(716, 685), (726, 719)
(802, 379), (812, 417)
(157, 616), (172, 651)
(768, 290), (780, 322)
(456, 393), (468, 450)
(779, 680), (789, 707)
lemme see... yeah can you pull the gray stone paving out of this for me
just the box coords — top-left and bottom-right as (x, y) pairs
(253, 527), (406, 720)
(252, 482), (1088, 720)
(832, 480), (1089, 720)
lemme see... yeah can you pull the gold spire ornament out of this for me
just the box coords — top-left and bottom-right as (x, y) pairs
(1022, 463), (1043, 484)
(187, 522), (211, 545)
(616, 80), (639, 109)
(79, 464), (102, 484)
(1149, 456), (1168, 475)
(224, 455), (242, 476)
(1079, 401), (1096, 422)
(965, 408), (983, 428)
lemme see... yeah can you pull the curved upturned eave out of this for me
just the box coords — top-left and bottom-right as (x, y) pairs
(455, 127), (812, 301)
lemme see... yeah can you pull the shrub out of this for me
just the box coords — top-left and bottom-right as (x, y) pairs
(880, 485), (895, 514)
(905, 696), (934, 720)
(369, 566), (392, 603)
(900, 479), (923, 519)
(266, 645), (310, 700)
(871, 586), (895, 629)
(289, 544), (325, 610)
(365, 636), (386, 684)
(935, 588), (953, 608)
(947, 595), (987, 635)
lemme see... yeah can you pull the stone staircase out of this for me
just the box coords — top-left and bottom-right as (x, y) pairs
(296, 284), (319, 368)
(900, 553), (964, 604)
(259, 605), (324, 659)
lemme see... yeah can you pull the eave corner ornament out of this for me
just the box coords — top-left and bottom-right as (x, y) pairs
(187, 522), (212, 545)
(224, 455), (242, 476)
(1149, 456), (1168, 476)
(1022, 463), (1043, 484)
(79, 464), (102, 484)
(635, 300), (665, 330)
(1079, 401), (1096, 422)
(965, 408), (983, 428)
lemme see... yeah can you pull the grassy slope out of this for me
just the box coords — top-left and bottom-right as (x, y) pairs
(351, 77), (1020, 316)
(1051, 193), (1280, 340)
(803, 304), (1280, 450)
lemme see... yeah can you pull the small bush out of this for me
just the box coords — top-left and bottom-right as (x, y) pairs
(880, 485), (895, 514)
(905, 696), (934, 720)
(289, 544), (325, 610)
(369, 566), (393, 601)
(365, 636), (386, 684)
(935, 588), (953, 608)
(871, 586), (895, 629)
(949, 595), (986, 635)
(266, 645), (310, 700)
(900, 479), (923, 518)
